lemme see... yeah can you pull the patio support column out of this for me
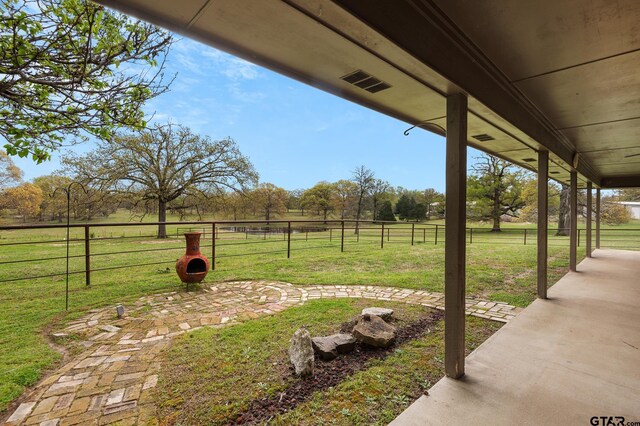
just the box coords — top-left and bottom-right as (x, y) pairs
(537, 150), (548, 299)
(569, 171), (578, 272)
(444, 92), (467, 379)
(596, 188), (601, 249)
(586, 182), (592, 257)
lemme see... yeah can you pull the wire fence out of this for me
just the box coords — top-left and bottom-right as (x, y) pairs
(0, 219), (638, 288)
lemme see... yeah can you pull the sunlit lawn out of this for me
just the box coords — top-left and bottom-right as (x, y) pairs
(0, 213), (637, 412)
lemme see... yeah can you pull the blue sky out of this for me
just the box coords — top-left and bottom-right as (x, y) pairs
(15, 36), (487, 192)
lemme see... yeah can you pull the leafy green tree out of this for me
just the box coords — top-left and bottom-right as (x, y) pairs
(420, 188), (444, 220)
(467, 154), (525, 231)
(602, 199), (631, 225)
(1, 0), (173, 162)
(519, 179), (560, 223)
(2, 182), (42, 221)
(332, 179), (358, 219)
(63, 124), (257, 238)
(395, 193), (415, 220)
(301, 182), (335, 221)
(251, 183), (288, 220)
(33, 173), (71, 221)
(287, 189), (305, 215)
(370, 179), (391, 220)
(377, 200), (396, 221)
(410, 202), (427, 221)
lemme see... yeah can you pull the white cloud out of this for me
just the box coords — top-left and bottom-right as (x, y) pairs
(227, 82), (266, 103)
(172, 38), (261, 81)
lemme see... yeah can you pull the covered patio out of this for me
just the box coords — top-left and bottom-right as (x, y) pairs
(93, 0), (640, 423)
(393, 248), (640, 424)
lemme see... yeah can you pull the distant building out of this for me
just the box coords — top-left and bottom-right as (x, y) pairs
(616, 201), (640, 219)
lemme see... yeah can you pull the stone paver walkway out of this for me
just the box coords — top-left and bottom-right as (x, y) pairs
(5, 281), (522, 425)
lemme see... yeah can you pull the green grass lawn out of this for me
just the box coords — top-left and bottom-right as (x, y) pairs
(1, 213), (637, 413)
(156, 299), (502, 425)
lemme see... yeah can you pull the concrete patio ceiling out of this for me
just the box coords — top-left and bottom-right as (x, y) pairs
(95, 0), (640, 188)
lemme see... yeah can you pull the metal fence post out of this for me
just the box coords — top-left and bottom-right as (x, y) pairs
(469, 227), (473, 244)
(411, 223), (415, 246)
(381, 223), (385, 249)
(577, 228), (581, 247)
(211, 222), (216, 271)
(287, 221), (291, 258)
(341, 220), (345, 252)
(423, 227), (426, 243)
(524, 228), (527, 245)
(84, 225), (91, 286)
(387, 227), (390, 242)
(435, 225), (439, 245)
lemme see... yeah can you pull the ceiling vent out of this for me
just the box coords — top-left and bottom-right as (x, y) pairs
(521, 158), (536, 163)
(550, 171), (559, 175)
(471, 134), (495, 142)
(341, 70), (391, 93)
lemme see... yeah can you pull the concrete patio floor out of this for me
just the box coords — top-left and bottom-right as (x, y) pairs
(392, 249), (640, 426)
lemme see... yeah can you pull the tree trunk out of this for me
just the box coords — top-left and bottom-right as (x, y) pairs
(557, 184), (570, 236)
(491, 188), (501, 231)
(372, 199), (378, 221)
(355, 196), (363, 235)
(158, 200), (167, 239)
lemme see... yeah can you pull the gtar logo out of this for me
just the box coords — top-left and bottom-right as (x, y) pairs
(590, 416), (625, 426)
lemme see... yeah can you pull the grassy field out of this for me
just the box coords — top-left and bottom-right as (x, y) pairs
(0, 211), (638, 413)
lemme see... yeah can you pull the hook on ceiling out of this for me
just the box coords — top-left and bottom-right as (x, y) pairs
(403, 118), (446, 136)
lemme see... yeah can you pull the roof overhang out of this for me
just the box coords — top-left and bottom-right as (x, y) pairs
(94, 0), (640, 189)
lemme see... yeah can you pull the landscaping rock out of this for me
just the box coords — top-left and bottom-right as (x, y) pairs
(311, 333), (357, 360)
(362, 307), (394, 321)
(352, 314), (396, 348)
(340, 317), (359, 333)
(289, 328), (314, 376)
(333, 333), (357, 354)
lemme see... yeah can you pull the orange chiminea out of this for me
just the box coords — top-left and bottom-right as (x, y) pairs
(176, 232), (210, 284)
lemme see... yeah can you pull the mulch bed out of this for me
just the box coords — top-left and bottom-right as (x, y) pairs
(232, 309), (444, 425)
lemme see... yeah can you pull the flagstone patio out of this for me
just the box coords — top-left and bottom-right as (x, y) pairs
(5, 281), (521, 426)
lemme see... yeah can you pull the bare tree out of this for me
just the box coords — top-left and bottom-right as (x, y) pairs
(63, 124), (258, 238)
(352, 165), (375, 233)
(0, 150), (23, 188)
